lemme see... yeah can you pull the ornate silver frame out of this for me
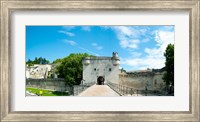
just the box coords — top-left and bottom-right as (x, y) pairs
(1, 0), (199, 121)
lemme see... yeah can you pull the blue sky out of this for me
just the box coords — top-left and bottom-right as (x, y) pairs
(26, 26), (174, 71)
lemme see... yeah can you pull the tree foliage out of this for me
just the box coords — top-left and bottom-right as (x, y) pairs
(163, 44), (174, 86)
(55, 53), (90, 86)
(52, 58), (63, 64)
(26, 57), (50, 66)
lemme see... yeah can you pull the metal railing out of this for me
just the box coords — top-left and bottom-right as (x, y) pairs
(107, 82), (166, 96)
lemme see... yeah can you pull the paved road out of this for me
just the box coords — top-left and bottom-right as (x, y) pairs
(78, 85), (120, 96)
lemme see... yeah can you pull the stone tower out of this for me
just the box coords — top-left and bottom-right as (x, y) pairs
(82, 52), (120, 85)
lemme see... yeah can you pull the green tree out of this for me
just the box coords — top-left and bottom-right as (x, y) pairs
(52, 58), (63, 64)
(26, 57), (50, 66)
(26, 59), (34, 66)
(56, 53), (90, 86)
(163, 44), (174, 86)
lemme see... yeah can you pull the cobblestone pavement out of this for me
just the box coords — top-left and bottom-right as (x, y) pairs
(78, 85), (120, 96)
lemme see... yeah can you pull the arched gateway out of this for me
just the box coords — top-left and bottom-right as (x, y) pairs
(97, 76), (105, 85)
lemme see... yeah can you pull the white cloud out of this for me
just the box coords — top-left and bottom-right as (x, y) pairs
(62, 26), (75, 30)
(91, 43), (103, 50)
(114, 26), (134, 36)
(145, 30), (174, 58)
(121, 30), (174, 70)
(142, 38), (150, 42)
(130, 52), (142, 58)
(63, 40), (99, 56)
(160, 26), (174, 31)
(59, 31), (75, 37)
(101, 26), (174, 70)
(109, 26), (147, 49)
(144, 48), (163, 58)
(155, 31), (174, 50)
(121, 57), (165, 70)
(82, 26), (91, 31)
(78, 47), (99, 56)
(129, 40), (140, 48)
(64, 40), (77, 46)
(100, 26), (110, 30)
(120, 39), (139, 49)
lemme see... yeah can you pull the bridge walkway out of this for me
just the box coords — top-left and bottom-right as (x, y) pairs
(78, 84), (120, 96)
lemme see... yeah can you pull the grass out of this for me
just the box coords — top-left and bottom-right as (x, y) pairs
(26, 87), (70, 96)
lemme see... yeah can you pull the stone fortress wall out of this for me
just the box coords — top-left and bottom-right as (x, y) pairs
(26, 78), (70, 91)
(26, 78), (94, 95)
(119, 68), (166, 91)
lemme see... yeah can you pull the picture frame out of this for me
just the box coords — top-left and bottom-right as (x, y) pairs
(0, 0), (199, 121)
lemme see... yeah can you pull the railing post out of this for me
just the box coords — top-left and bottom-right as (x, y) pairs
(118, 84), (120, 93)
(125, 87), (128, 95)
(126, 87), (127, 95)
(127, 87), (129, 95)
(123, 86), (124, 95)
(78, 86), (79, 95)
(122, 85), (123, 95)
(72, 86), (74, 96)
(121, 85), (122, 94)
(122, 86), (124, 95)
(126, 87), (128, 95)
(120, 85), (122, 95)
(131, 88), (133, 96)
(119, 84), (121, 94)
(145, 89), (147, 96)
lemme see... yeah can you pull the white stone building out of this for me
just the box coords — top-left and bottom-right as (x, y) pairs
(82, 52), (120, 85)
(26, 64), (57, 79)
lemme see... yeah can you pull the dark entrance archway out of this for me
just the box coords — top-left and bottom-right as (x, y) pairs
(97, 76), (105, 85)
